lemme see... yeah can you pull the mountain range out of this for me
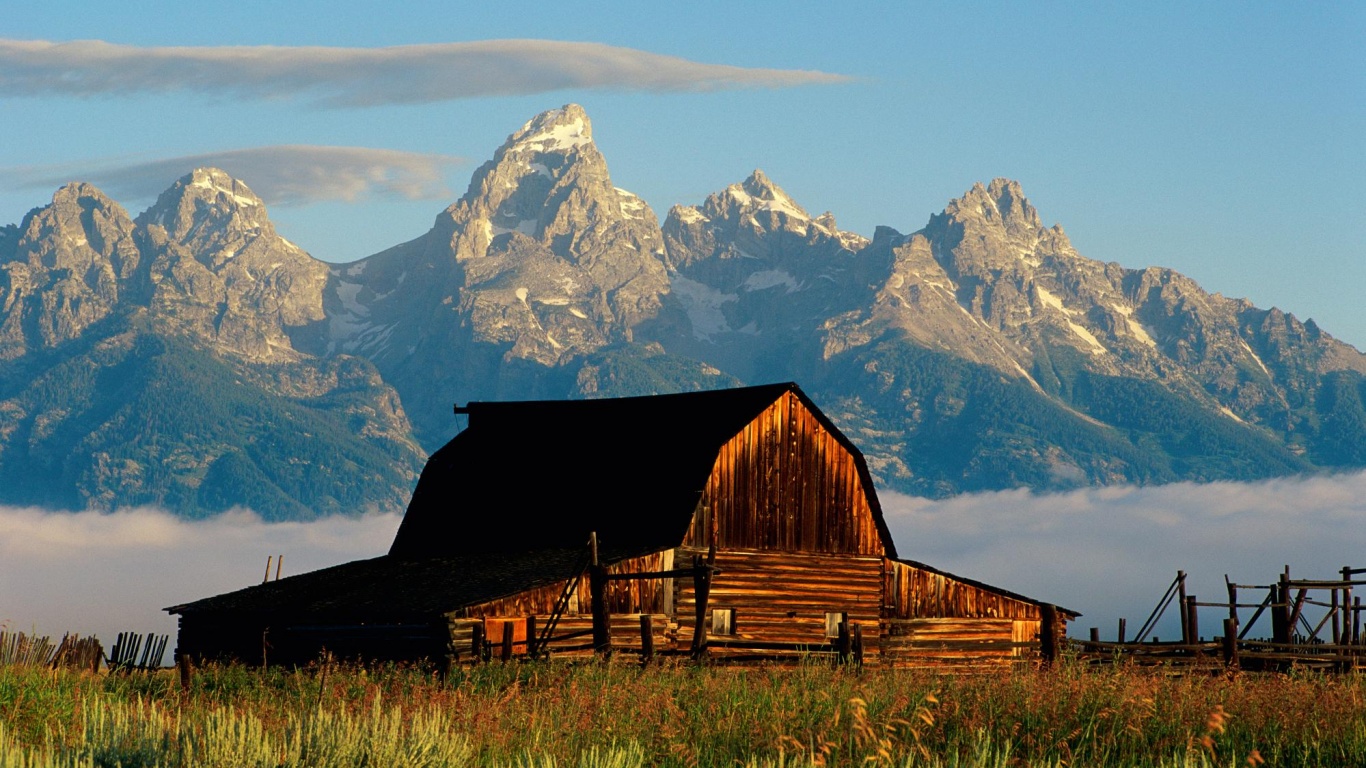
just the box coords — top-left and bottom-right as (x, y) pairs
(3, 103), (1364, 517)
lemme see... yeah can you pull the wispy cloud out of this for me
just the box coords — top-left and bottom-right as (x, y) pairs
(883, 471), (1366, 641)
(0, 39), (850, 107)
(0, 145), (463, 206)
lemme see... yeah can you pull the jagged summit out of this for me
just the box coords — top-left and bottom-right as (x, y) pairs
(939, 178), (1048, 240)
(506, 103), (594, 154)
(136, 168), (281, 266)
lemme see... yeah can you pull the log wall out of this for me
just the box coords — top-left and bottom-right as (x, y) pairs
(882, 618), (1038, 669)
(685, 392), (885, 556)
(676, 547), (885, 658)
(452, 551), (672, 619)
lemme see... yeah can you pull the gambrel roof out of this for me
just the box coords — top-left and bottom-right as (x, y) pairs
(388, 382), (897, 559)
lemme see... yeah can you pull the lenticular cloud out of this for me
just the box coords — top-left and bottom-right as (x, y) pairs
(1, 145), (465, 207)
(0, 39), (850, 106)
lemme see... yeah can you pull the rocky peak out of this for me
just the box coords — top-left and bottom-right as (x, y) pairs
(944, 178), (1043, 237)
(136, 168), (275, 267)
(0, 183), (140, 357)
(506, 103), (594, 154)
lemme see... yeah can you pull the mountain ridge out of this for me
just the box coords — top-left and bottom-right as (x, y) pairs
(3, 103), (1364, 516)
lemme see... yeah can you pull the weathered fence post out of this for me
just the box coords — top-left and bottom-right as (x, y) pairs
(1041, 604), (1059, 666)
(1333, 588), (1342, 646)
(1088, 627), (1100, 653)
(177, 653), (193, 691)
(1349, 593), (1360, 645)
(525, 616), (537, 659)
(1226, 578), (1238, 626)
(1222, 618), (1239, 670)
(1274, 572), (1291, 645)
(1177, 571), (1189, 646)
(1185, 595), (1199, 649)
(588, 532), (612, 658)
(639, 614), (654, 667)
(1117, 618), (1126, 645)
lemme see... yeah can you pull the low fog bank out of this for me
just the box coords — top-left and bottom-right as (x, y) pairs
(883, 471), (1366, 640)
(0, 506), (400, 648)
(4, 471), (1364, 656)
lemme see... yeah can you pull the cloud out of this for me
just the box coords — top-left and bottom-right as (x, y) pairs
(0, 39), (850, 107)
(0, 145), (464, 206)
(0, 506), (400, 651)
(881, 471), (1366, 642)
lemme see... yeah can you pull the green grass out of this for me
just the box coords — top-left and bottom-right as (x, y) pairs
(3, 658), (1363, 766)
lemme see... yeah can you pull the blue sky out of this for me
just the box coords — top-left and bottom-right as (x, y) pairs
(3, 2), (1363, 345)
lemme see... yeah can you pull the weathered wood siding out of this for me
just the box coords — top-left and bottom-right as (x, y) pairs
(685, 392), (884, 556)
(677, 548), (884, 657)
(447, 615), (670, 661)
(452, 552), (672, 619)
(883, 618), (1038, 668)
(884, 560), (1042, 621)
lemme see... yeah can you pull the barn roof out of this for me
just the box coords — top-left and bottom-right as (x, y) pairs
(387, 382), (897, 559)
(169, 546), (639, 619)
(894, 557), (1082, 619)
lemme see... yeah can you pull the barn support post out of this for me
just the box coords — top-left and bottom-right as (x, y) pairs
(690, 555), (712, 660)
(589, 532), (612, 658)
(471, 623), (485, 664)
(836, 615), (851, 665)
(524, 616), (537, 659)
(1040, 605), (1059, 666)
(852, 623), (864, 669)
(500, 624), (514, 662)
(639, 614), (654, 667)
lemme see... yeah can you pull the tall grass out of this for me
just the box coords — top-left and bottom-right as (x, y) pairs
(2, 658), (1361, 766)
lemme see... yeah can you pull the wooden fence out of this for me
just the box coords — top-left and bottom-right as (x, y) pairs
(1074, 566), (1366, 671)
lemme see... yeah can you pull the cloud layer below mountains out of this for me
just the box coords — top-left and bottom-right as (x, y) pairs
(882, 471), (1366, 640)
(4, 471), (1364, 653)
(0, 145), (464, 207)
(0, 39), (848, 107)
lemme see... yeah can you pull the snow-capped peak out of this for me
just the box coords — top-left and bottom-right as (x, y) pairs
(508, 104), (594, 153)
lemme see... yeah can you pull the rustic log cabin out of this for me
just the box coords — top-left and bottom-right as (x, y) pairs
(168, 383), (1077, 668)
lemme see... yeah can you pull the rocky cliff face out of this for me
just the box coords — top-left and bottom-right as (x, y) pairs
(136, 169), (330, 362)
(0, 183), (140, 359)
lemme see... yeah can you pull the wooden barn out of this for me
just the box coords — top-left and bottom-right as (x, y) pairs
(168, 383), (1077, 668)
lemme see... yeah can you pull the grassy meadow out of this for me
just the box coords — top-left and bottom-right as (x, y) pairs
(1, 657), (1363, 767)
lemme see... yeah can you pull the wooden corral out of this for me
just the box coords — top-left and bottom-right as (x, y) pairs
(168, 383), (1076, 669)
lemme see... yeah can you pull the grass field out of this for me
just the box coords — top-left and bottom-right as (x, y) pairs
(2, 656), (1362, 767)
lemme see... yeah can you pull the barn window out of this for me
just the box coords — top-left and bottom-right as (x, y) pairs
(825, 612), (848, 638)
(712, 608), (736, 635)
